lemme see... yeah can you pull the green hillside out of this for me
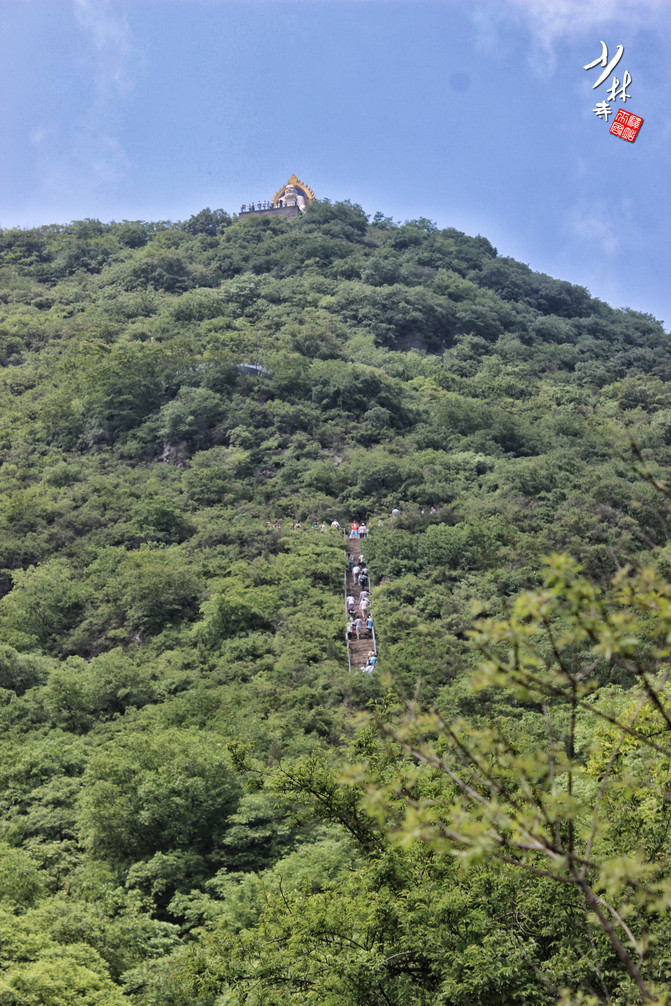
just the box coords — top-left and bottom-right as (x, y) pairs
(1, 202), (670, 1004)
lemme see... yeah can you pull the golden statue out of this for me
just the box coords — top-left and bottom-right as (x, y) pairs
(273, 174), (315, 213)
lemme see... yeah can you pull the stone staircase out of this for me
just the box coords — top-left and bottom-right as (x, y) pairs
(344, 535), (377, 671)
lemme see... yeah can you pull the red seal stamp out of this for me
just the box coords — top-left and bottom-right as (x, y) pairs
(609, 108), (643, 142)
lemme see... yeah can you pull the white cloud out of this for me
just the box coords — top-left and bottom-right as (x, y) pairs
(472, 0), (669, 74)
(510, 0), (667, 39)
(56, 0), (141, 205)
(73, 0), (136, 96)
(90, 135), (131, 186)
(74, 0), (130, 50)
(567, 201), (621, 256)
(29, 127), (52, 148)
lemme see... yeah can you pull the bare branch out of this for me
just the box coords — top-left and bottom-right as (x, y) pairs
(572, 867), (653, 1001)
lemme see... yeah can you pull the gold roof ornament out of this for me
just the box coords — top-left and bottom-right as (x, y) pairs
(272, 174), (315, 209)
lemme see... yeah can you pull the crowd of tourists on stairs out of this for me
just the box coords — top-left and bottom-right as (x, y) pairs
(269, 508), (445, 674)
(345, 520), (378, 674)
(264, 515), (379, 672)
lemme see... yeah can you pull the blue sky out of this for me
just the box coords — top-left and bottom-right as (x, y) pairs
(1, 0), (670, 327)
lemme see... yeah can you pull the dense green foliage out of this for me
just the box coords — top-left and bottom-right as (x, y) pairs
(1, 200), (670, 1003)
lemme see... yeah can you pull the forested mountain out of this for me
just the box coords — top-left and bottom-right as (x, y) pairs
(1, 201), (670, 1004)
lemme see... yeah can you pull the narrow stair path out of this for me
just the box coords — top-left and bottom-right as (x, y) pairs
(345, 534), (377, 671)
